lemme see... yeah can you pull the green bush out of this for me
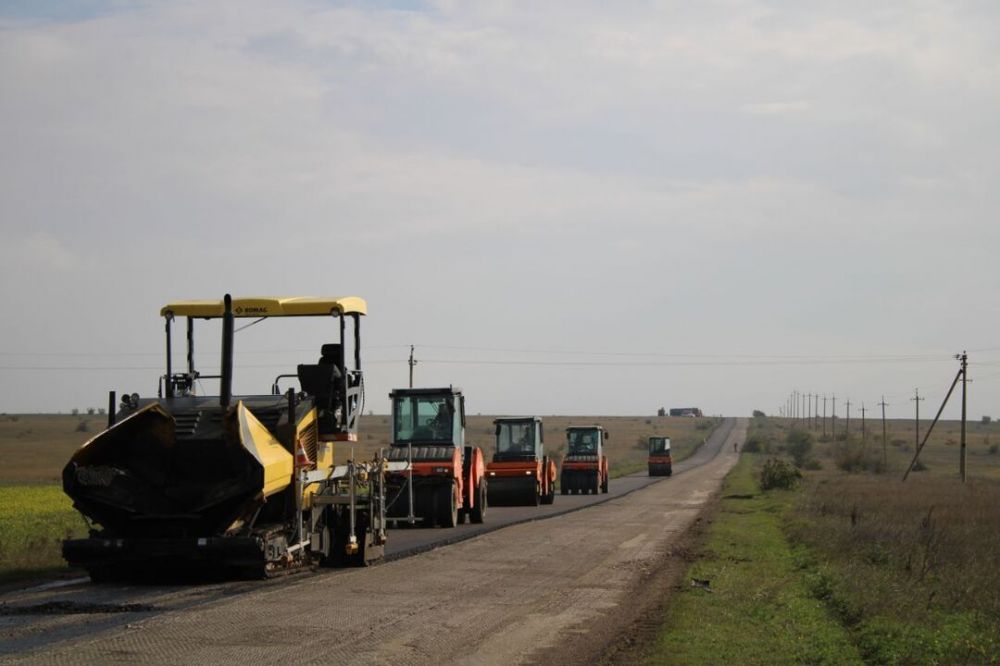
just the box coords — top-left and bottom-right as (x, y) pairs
(786, 429), (813, 468)
(759, 458), (802, 490)
(743, 433), (769, 454)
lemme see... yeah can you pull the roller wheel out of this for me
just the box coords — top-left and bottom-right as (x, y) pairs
(541, 481), (555, 505)
(437, 483), (457, 528)
(470, 481), (486, 524)
(531, 483), (541, 506)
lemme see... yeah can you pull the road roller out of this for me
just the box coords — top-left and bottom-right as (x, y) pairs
(485, 417), (556, 506)
(647, 436), (673, 476)
(384, 387), (487, 528)
(560, 425), (609, 495)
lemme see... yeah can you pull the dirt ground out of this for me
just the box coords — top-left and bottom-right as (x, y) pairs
(0, 419), (745, 665)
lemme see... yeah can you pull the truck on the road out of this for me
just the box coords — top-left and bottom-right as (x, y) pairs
(647, 436), (673, 476)
(486, 417), (556, 506)
(385, 387), (487, 527)
(62, 295), (397, 580)
(560, 426), (609, 495)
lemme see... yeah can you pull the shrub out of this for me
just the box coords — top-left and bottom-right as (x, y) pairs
(990, 444), (999, 455)
(803, 458), (823, 471)
(982, 416), (992, 425)
(752, 409), (766, 418)
(759, 458), (802, 490)
(786, 429), (814, 468)
(833, 443), (883, 473)
(75, 420), (89, 433)
(743, 433), (769, 454)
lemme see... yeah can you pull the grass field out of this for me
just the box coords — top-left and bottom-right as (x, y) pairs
(0, 485), (88, 583)
(648, 417), (1000, 665)
(0, 411), (719, 583)
(647, 454), (862, 665)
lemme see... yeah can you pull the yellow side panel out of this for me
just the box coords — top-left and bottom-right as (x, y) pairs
(236, 402), (294, 498)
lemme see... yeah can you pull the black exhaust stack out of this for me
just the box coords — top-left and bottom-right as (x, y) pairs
(220, 294), (234, 409)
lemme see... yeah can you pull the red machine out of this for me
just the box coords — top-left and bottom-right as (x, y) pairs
(486, 417), (556, 506)
(560, 426), (609, 495)
(385, 387), (487, 527)
(648, 436), (673, 476)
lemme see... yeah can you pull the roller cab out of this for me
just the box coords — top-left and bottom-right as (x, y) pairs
(486, 417), (556, 506)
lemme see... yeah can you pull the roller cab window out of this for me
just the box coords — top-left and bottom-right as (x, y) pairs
(649, 437), (671, 454)
(393, 394), (456, 444)
(567, 430), (599, 455)
(496, 421), (536, 456)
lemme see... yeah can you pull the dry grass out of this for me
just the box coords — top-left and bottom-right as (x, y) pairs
(0, 414), (104, 484)
(747, 416), (1000, 481)
(0, 413), (717, 484)
(749, 417), (1000, 663)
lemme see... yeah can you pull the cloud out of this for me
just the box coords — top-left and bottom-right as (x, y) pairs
(741, 100), (811, 115)
(0, 1), (999, 415)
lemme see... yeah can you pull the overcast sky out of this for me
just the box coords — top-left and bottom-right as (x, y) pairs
(2, 0), (999, 419)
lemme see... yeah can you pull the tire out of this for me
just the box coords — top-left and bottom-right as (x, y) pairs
(541, 479), (555, 505)
(666, 467), (673, 477)
(601, 476), (608, 494)
(470, 480), (486, 524)
(437, 482), (457, 528)
(531, 483), (541, 506)
(592, 472), (601, 495)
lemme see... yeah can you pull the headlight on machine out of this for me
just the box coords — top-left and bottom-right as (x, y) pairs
(433, 466), (450, 474)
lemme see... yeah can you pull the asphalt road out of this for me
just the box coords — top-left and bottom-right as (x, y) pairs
(0, 418), (738, 663)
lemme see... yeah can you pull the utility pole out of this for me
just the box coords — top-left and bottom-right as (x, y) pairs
(408, 345), (418, 388)
(910, 388), (924, 453)
(904, 359), (964, 481)
(845, 399), (851, 440)
(831, 394), (837, 439)
(960, 351), (968, 482)
(822, 394), (827, 438)
(860, 402), (867, 450)
(807, 393), (813, 430)
(877, 396), (889, 469)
